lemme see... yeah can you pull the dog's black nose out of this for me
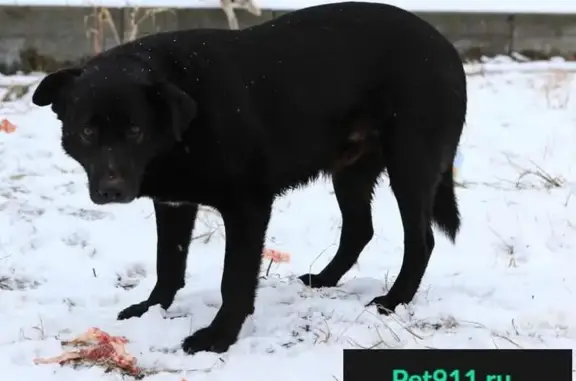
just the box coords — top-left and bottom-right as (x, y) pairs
(97, 184), (125, 202)
(96, 174), (127, 203)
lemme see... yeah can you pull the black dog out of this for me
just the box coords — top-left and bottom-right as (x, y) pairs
(31, 1), (466, 354)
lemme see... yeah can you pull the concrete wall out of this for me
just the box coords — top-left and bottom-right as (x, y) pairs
(0, 6), (575, 73)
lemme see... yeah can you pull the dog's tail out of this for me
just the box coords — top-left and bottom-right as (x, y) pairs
(431, 167), (460, 243)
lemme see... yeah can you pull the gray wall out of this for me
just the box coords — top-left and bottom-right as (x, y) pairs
(0, 6), (575, 73)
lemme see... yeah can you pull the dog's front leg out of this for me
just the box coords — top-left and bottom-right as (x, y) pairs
(181, 198), (272, 354)
(118, 201), (198, 320)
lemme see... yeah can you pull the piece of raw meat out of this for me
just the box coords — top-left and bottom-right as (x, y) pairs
(33, 327), (140, 376)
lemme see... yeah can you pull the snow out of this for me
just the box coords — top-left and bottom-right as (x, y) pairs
(1, 0), (576, 14)
(1, 57), (576, 380)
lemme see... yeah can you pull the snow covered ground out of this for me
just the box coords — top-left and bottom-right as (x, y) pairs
(0, 57), (575, 380)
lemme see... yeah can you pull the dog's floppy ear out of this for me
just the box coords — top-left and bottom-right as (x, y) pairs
(153, 82), (197, 142)
(32, 67), (82, 107)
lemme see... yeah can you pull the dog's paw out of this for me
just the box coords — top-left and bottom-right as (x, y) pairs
(181, 326), (236, 355)
(366, 295), (403, 316)
(298, 273), (337, 288)
(117, 300), (151, 320)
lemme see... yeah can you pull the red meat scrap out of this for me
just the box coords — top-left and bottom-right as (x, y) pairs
(33, 327), (140, 376)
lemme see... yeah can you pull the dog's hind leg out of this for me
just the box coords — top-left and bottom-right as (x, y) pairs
(367, 119), (459, 315)
(299, 153), (383, 288)
(118, 201), (198, 320)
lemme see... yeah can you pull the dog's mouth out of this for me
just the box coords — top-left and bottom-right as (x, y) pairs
(90, 188), (137, 205)
(88, 179), (139, 205)
(90, 191), (136, 205)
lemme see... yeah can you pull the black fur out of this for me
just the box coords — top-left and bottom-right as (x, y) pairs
(32, 2), (466, 354)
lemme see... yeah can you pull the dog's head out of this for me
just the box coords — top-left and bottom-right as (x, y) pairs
(32, 66), (196, 205)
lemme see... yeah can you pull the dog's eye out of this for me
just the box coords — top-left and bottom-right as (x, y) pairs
(80, 127), (95, 144)
(128, 126), (140, 134)
(127, 126), (143, 140)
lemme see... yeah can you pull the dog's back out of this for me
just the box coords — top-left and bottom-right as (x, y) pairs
(102, 2), (461, 185)
(95, 1), (464, 118)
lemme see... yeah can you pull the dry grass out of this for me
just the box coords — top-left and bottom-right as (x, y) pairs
(84, 1), (263, 55)
(489, 227), (518, 268)
(84, 7), (173, 54)
(342, 306), (526, 351)
(505, 155), (564, 190)
(220, 0), (262, 30)
(192, 206), (225, 243)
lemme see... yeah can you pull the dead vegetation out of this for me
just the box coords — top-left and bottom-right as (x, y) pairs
(490, 228), (518, 268)
(85, 0), (262, 54)
(504, 155), (564, 190)
(191, 206), (226, 243)
(84, 6), (173, 54)
(342, 305), (526, 351)
(220, 0), (262, 30)
(457, 153), (565, 192)
(0, 1), (263, 104)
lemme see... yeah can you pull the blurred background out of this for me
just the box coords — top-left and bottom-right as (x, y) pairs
(0, 0), (575, 74)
